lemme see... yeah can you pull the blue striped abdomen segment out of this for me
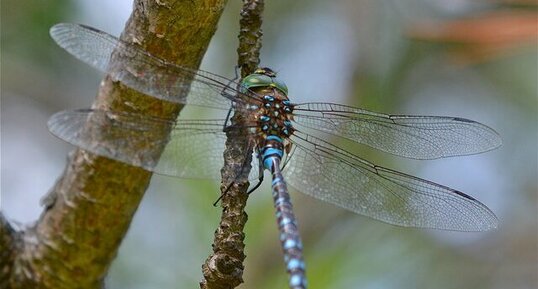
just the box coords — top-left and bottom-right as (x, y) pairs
(261, 134), (306, 288)
(265, 154), (307, 289)
(272, 171), (306, 289)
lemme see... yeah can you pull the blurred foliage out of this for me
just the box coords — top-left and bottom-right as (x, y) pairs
(2, 0), (75, 67)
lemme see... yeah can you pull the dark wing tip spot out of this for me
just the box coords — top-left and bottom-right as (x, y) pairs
(452, 117), (475, 123)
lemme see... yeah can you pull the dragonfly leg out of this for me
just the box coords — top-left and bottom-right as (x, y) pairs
(247, 174), (264, 195)
(223, 106), (233, 128)
(213, 140), (258, 206)
(220, 66), (242, 128)
(281, 145), (296, 171)
(214, 170), (261, 206)
(213, 182), (233, 207)
(233, 65), (241, 81)
(247, 149), (265, 194)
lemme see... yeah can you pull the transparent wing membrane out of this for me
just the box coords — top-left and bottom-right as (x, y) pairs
(48, 109), (260, 181)
(284, 131), (498, 231)
(49, 23), (249, 109)
(293, 102), (502, 159)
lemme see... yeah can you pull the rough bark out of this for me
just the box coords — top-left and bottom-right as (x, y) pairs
(3, 1), (227, 288)
(200, 1), (264, 288)
(0, 213), (19, 289)
(237, 0), (265, 77)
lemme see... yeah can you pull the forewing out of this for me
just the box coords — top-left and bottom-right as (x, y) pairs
(49, 23), (246, 109)
(293, 103), (502, 159)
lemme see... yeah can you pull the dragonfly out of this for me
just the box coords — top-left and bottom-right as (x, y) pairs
(48, 23), (501, 289)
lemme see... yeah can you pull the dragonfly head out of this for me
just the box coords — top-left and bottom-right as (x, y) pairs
(241, 67), (289, 95)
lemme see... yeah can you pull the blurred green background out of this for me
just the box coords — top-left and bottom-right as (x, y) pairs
(2, 0), (537, 288)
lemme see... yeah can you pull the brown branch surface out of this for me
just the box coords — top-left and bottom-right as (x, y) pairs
(200, 1), (264, 288)
(6, 1), (227, 288)
(237, 0), (265, 77)
(0, 212), (19, 288)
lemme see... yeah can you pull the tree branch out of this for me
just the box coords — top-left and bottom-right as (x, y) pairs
(200, 1), (264, 288)
(5, 1), (227, 288)
(0, 212), (19, 288)
(237, 0), (265, 77)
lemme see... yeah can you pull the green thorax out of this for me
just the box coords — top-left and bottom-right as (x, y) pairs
(240, 67), (288, 96)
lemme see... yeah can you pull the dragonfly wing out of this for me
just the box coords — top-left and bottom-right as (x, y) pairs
(158, 120), (261, 182)
(283, 131), (498, 231)
(48, 109), (260, 181)
(49, 23), (244, 109)
(293, 103), (502, 159)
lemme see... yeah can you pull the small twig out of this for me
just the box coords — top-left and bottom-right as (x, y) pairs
(200, 1), (264, 288)
(237, 0), (265, 77)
